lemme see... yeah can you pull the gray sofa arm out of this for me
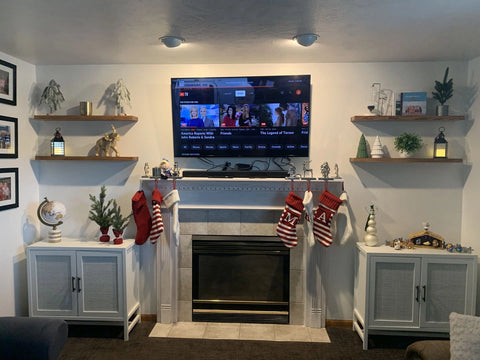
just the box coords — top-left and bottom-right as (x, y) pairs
(0, 317), (68, 360)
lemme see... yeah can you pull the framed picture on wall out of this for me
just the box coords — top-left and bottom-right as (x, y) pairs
(0, 59), (17, 106)
(0, 167), (18, 211)
(0, 115), (18, 158)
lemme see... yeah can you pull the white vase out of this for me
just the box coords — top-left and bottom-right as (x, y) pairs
(399, 151), (413, 158)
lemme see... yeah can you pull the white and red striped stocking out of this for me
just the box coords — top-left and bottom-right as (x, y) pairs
(276, 192), (304, 248)
(149, 189), (164, 244)
(312, 190), (343, 247)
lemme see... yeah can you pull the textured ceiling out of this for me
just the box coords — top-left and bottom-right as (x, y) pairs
(1, 0), (480, 65)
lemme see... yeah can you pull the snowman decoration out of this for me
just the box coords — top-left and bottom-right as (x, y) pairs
(364, 204), (378, 246)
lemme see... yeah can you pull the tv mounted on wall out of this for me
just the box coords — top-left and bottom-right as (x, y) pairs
(171, 75), (311, 157)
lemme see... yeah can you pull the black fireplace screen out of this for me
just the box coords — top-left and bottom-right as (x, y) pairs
(192, 235), (290, 324)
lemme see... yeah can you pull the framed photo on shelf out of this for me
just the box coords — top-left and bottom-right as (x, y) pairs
(0, 115), (18, 158)
(0, 59), (17, 106)
(401, 92), (427, 115)
(0, 167), (18, 211)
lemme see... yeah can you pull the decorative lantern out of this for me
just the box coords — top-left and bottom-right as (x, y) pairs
(50, 128), (65, 156)
(433, 127), (448, 158)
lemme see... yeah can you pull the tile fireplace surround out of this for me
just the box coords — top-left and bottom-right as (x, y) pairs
(141, 178), (343, 328)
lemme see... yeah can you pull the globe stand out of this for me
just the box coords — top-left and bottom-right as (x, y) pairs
(48, 226), (62, 243)
(37, 197), (65, 244)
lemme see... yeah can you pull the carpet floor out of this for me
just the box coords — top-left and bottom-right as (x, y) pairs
(58, 321), (412, 360)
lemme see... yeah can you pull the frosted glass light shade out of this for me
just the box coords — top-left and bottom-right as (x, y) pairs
(293, 34), (318, 47)
(160, 36), (185, 48)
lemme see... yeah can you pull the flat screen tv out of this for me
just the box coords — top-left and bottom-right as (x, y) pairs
(171, 75), (311, 157)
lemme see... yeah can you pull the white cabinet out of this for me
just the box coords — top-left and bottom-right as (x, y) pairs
(27, 238), (140, 340)
(353, 243), (477, 349)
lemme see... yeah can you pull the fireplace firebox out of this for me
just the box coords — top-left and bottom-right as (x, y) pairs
(192, 235), (290, 324)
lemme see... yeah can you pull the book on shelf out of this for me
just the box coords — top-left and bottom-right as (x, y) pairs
(401, 92), (427, 115)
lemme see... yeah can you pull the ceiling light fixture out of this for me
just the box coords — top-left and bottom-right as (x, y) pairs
(160, 36), (185, 48)
(293, 33), (318, 47)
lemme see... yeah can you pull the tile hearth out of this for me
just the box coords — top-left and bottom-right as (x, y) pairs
(149, 322), (331, 343)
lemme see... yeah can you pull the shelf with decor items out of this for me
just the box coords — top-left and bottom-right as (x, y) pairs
(33, 114), (138, 161)
(350, 158), (463, 163)
(353, 243), (477, 350)
(33, 115), (138, 122)
(35, 156), (138, 161)
(351, 115), (464, 122)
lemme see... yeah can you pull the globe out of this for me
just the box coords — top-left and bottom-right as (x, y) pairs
(37, 198), (66, 227)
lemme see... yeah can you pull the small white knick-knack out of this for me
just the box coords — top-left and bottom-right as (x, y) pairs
(364, 205), (378, 246)
(371, 136), (384, 158)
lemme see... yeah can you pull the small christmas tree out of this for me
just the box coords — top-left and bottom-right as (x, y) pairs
(371, 136), (384, 158)
(356, 134), (369, 158)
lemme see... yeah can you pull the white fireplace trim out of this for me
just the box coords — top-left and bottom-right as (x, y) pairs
(146, 178), (344, 328)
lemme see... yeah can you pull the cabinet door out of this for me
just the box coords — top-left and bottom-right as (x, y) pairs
(76, 251), (124, 319)
(28, 250), (77, 317)
(420, 257), (476, 329)
(368, 256), (421, 328)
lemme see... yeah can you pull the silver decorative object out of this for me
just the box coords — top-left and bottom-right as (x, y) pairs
(320, 162), (330, 179)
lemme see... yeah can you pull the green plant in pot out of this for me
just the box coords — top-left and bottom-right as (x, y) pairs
(110, 200), (132, 245)
(88, 185), (114, 242)
(432, 67), (453, 116)
(394, 132), (422, 157)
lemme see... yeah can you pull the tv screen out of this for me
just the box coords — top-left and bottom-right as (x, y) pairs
(171, 75), (311, 157)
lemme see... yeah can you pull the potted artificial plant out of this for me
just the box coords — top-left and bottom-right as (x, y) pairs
(88, 185), (114, 242)
(432, 67), (453, 116)
(110, 200), (131, 245)
(394, 132), (422, 157)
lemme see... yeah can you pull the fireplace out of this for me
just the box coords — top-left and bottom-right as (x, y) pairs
(192, 235), (289, 324)
(149, 178), (344, 327)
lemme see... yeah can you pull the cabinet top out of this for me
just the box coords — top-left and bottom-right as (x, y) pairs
(357, 242), (477, 258)
(27, 237), (136, 250)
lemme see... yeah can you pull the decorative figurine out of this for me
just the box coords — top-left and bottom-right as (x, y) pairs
(39, 79), (65, 114)
(320, 162), (330, 179)
(409, 222), (444, 249)
(95, 125), (120, 157)
(143, 162), (151, 178)
(160, 159), (173, 178)
(371, 136), (384, 158)
(394, 239), (402, 250)
(303, 159), (314, 178)
(110, 78), (131, 115)
(446, 243), (454, 252)
(364, 204), (378, 247)
(455, 244), (463, 252)
(333, 163), (340, 178)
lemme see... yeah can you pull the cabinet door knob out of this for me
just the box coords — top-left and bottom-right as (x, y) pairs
(72, 276), (76, 292)
(422, 285), (426, 302)
(77, 277), (82, 292)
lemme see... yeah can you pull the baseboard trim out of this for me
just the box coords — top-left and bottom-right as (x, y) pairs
(141, 314), (353, 328)
(141, 314), (157, 322)
(326, 319), (353, 328)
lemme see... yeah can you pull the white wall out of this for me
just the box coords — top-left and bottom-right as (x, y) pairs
(2, 59), (475, 319)
(463, 56), (480, 312)
(0, 51), (38, 316)
(33, 61), (472, 319)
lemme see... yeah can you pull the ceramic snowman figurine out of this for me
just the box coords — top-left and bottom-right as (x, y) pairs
(364, 205), (378, 247)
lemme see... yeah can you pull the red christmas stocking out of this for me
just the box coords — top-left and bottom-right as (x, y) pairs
(149, 189), (164, 244)
(313, 190), (343, 247)
(276, 192), (304, 248)
(131, 190), (152, 245)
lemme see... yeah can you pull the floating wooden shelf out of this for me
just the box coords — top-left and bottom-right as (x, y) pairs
(35, 156), (138, 161)
(33, 115), (138, 122)
(351, 115), (464, 122)
(350, 157), (463, 163)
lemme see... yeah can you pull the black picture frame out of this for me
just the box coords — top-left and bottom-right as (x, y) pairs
(0, 59), (17, 106)
(0, 167), (18, 211)
(0, 115), (18, 158)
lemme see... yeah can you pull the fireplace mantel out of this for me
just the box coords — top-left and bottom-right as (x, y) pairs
(141, 177), (343, 209)
(142, 177), (345, 328)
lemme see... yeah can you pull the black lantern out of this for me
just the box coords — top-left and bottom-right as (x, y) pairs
(50, 128), (65, 156)
(434, 127), (448, 158)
